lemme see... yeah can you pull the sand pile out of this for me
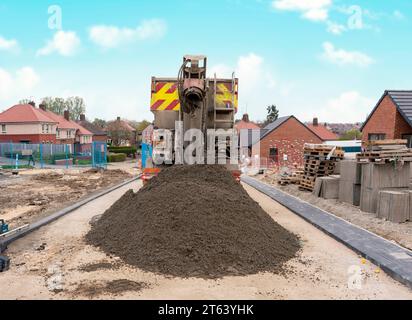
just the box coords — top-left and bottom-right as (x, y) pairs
(86, 165), (300, 278)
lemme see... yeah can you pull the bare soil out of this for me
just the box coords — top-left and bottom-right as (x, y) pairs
(86, 165), (301, 279)
(0, 168), (132, 229)
(259, 176), (412, 251)
(1, 181), (411, 299)
(74, 279), (148, 298)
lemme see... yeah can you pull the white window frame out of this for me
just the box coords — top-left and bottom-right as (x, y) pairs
(1, 124), (6, 134)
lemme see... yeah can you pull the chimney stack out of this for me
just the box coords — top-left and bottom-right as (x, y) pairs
(242, 114), (250, 123)
(64, 110), (70, 121)
(313, 117), (319, 126)
(39, 104), (46, 111)
(117, 116), (121, 121)
(80, 114), (86, 121)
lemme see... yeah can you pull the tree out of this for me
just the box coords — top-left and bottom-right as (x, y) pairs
(66, 96), (86, 121)
(93, 118), (107, 129)
(135, 120), (152, 133)
(18, 99), (33, 105)
(40, 96), (86, 120)
(267, 105), (279, 122)
(340, 128), (362, 140)
(41, 97), (67, 116)
(263, 105), (279, 126)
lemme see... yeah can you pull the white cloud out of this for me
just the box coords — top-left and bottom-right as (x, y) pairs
(326, 21), (346, 35)
(272, 0), (332, 21)
(37, 31), (80, 56)
(0, 36), (19, 52)
(208, 53), (287, 119)
(393, 10), (405, 20)
(300, 91), (374, 123)
(16, 67), (40, 90)
(0, 67), (40, 101)
(237, 53), (265, 93)
(0, 69), (13, 99)
(208, 53), (274, 94)
(89, 19), (167, 48)
(321, 42), (374, 67)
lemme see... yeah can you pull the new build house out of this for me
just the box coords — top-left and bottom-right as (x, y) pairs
(0, 103), (93, 152)
(361, 90), (412, 147)
(252, 116), (323, 167)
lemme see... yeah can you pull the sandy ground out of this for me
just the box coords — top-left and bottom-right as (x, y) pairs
(259, 175), (412, 251)
(107, 159), (140, 176)
(0, 165), (134, 230)
(1, 181), (411, 300)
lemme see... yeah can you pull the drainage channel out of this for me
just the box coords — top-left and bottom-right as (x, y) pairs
(0, 175), (141, 253)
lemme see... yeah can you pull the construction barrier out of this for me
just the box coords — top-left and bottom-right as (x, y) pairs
(0, 142), (107, 169)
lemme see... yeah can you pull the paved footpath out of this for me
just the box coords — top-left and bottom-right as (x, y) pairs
(242, 176), (412, 289)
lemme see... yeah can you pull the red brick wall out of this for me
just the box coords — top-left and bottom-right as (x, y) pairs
(394, 108), (412, 138)
(92, 135), (108, 142)
(0, 134), (57, 144)
(58, 138), (75, 144)
(255, 117), (323, 167)
(362, 95), (412, 143)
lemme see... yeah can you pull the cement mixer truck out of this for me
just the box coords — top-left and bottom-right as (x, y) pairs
(143, 55), (240, 179)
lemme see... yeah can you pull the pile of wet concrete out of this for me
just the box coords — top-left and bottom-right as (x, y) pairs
(86, 165), (301, 279)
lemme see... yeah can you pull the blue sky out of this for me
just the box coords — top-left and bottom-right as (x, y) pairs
(0, 0), (411, 123)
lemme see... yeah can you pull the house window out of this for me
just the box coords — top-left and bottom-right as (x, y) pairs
(56, 129), (60, 138)
(46, 125), (49, 134)
(402, 134), (412, 148)
(1, 124), (6, 134)
(269, 147), (278, 162)
(368, 133), (386, 141)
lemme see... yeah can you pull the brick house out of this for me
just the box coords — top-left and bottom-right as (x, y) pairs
(0, 104), (58, 143)
(38, 105), (93, 152)
(361, 91), (412, 147)
(107, 117), (137, 146)
(76, 114), (108, 143)
(0, 103), (93, 152)
(252, 115), (323, 167)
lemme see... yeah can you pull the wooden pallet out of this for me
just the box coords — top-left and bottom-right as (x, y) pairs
(357, 149), (412, 163)
(299, 184), (314, 192)
(299, 177), (315, 191)
(357, 156), (412, 163)
(304, 155), (342, 161)
(304, 169), (334, 176)
(365, 139), (407, 147)
(304, 163), (335, 170)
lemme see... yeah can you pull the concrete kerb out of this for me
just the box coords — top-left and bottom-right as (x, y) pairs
(241, 175), (412, 290)
(0, 175), (142, 253)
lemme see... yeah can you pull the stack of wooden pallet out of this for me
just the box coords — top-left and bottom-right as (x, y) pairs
(299, 144), (344, 191)
(357, 139), (412, 163)
(278, 169), (304, 186)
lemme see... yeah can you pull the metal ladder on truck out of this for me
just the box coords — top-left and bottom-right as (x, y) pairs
(212, 73), (237, 163)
